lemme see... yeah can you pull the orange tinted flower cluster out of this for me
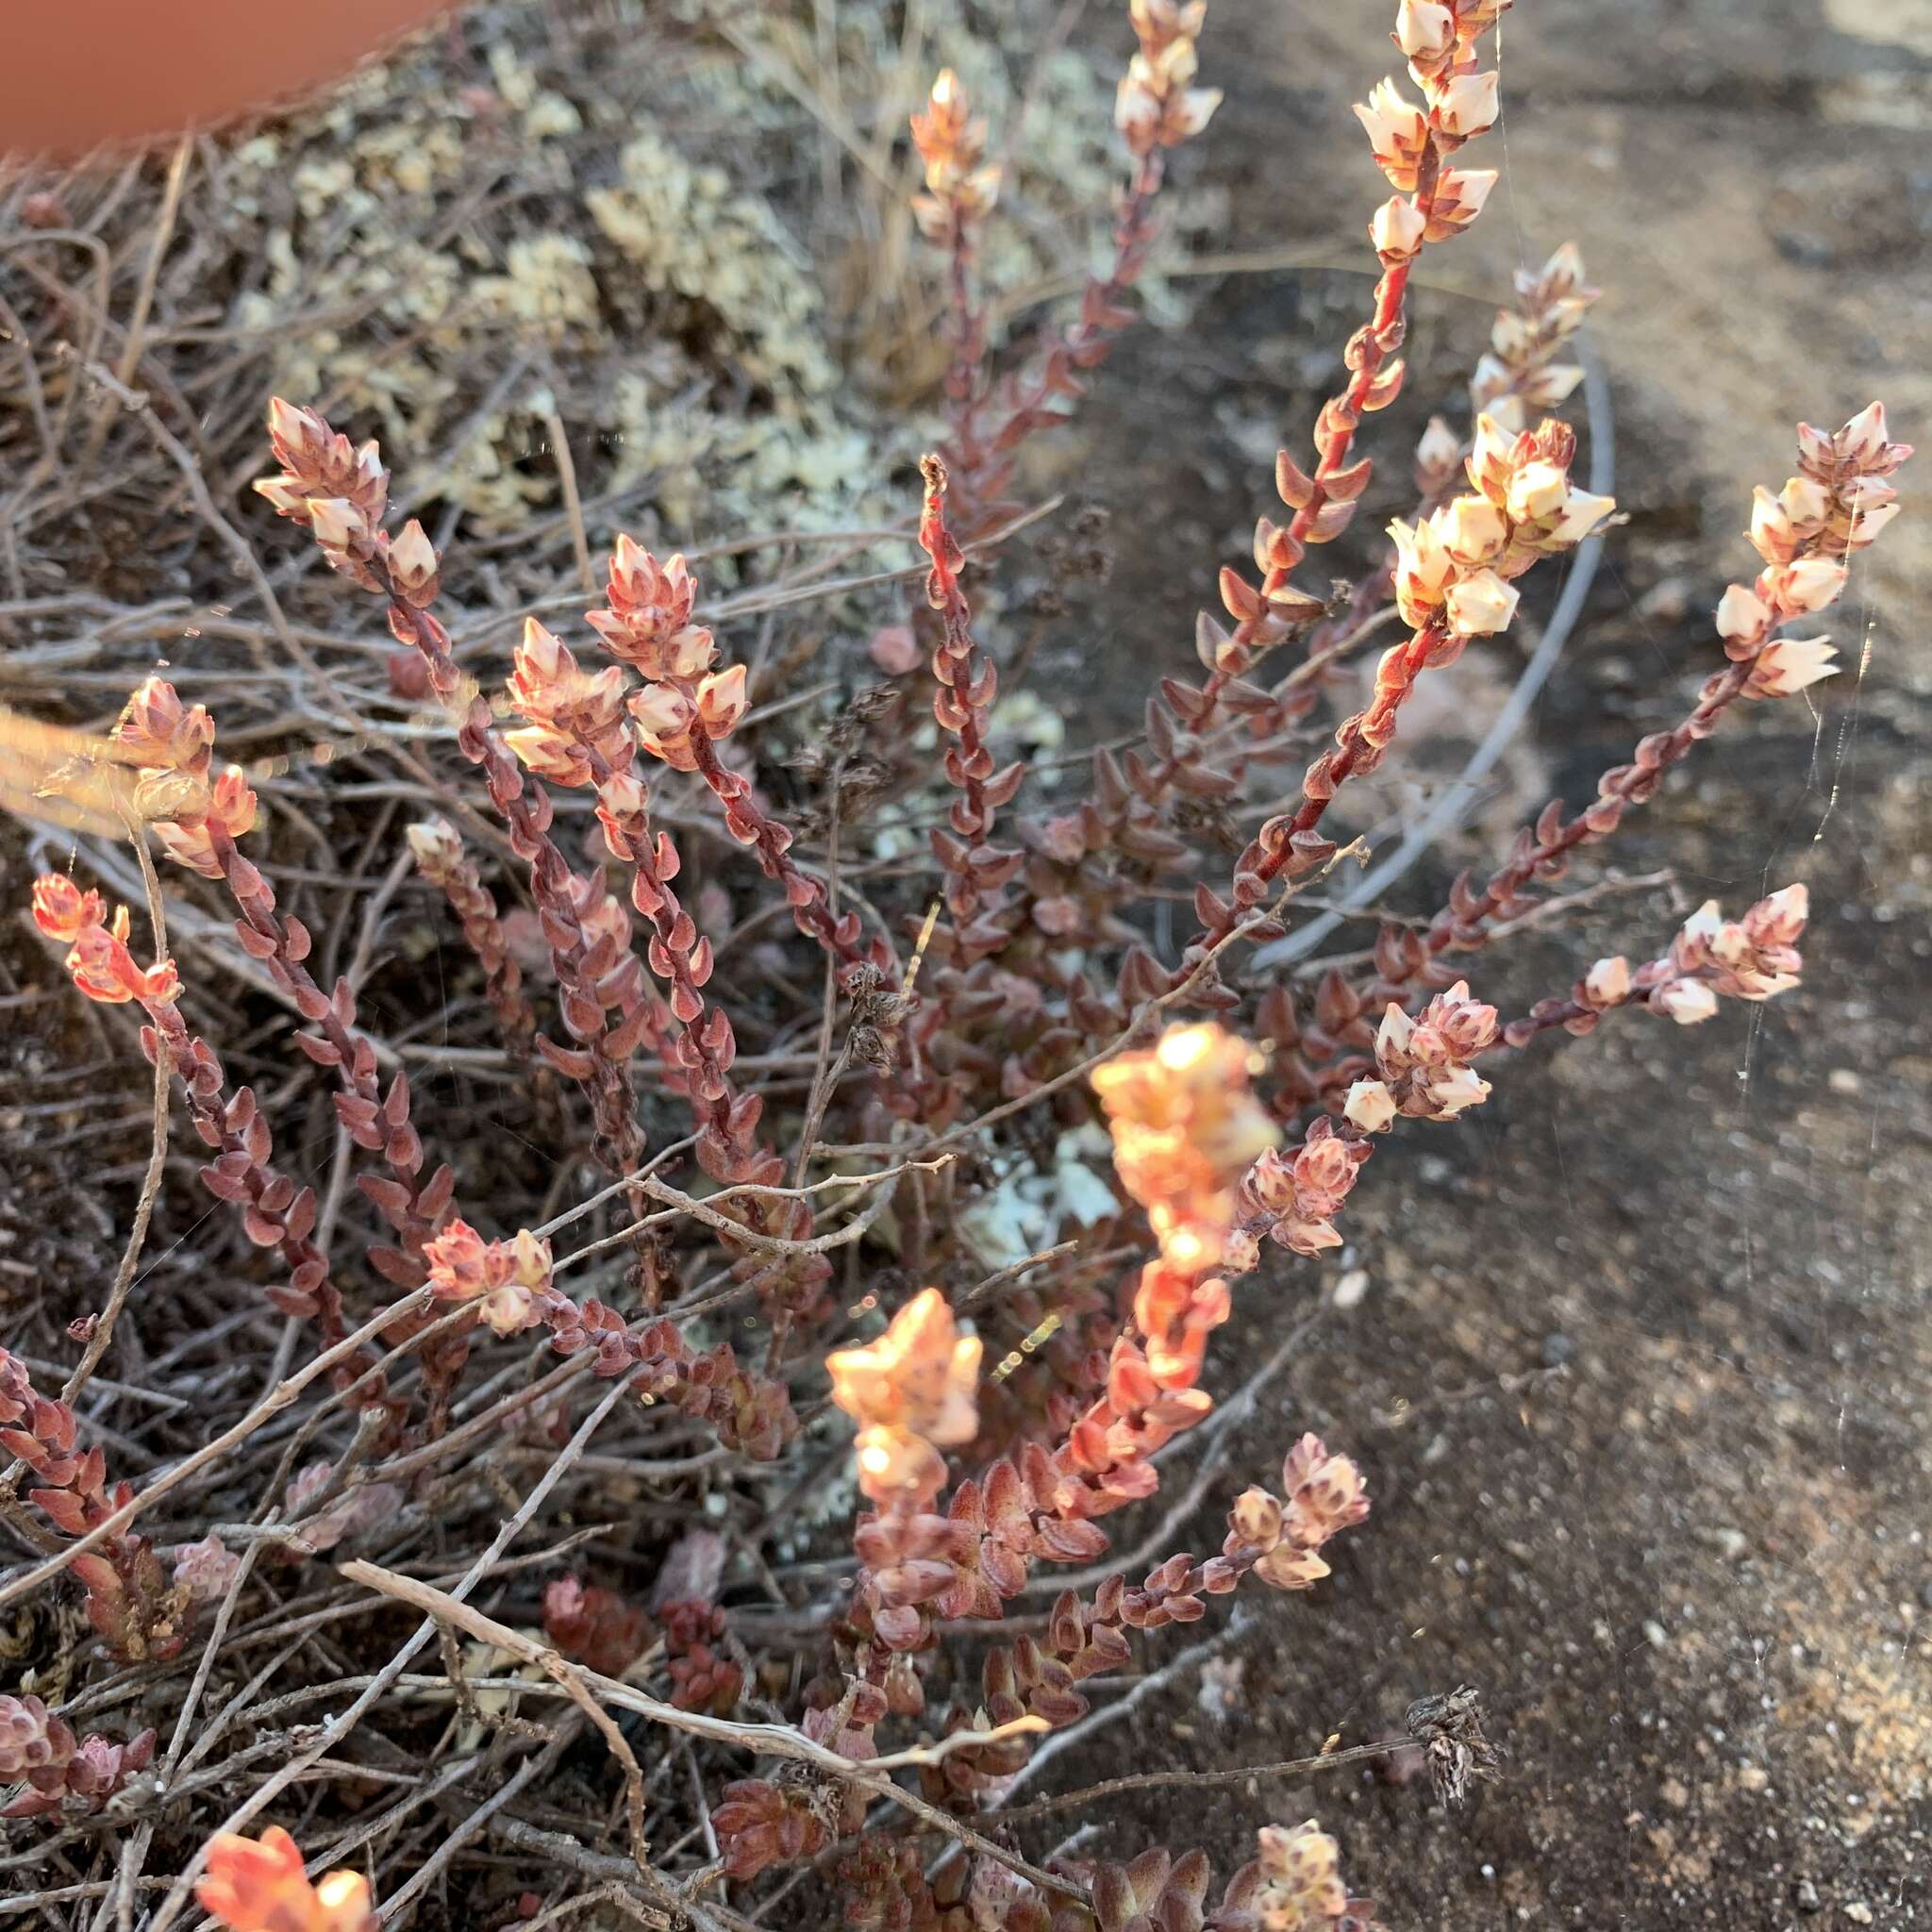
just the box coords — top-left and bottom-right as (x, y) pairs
(423, 1219), (555, 1337)
(198, 1827), (375, 1932)
(31, 874), (177, 1008)
(111, 675), (258, 880)
(828, 1288), (982, 1505)
(1251, 1818), (1373, 1931)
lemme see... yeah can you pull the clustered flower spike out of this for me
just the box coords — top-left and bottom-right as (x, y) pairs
(1115, 0), (1221, 157)
(1360, 0), (1508, 267)
(198, 1827), (376, 1932)
(31, 874), (178, 1008)
(1505, 884), (1810, 1047)
(108, 675), (258, 880)
(1467, 241), (1596, 429)
(0, 1694), (156, 1819)
(1093, 1022), (1281, 1271)
(1349, 978), (1498, 1124)
(424, 1218), (556, 1337)
(256, 398), (440, 609)
(1227, 1433), (1372, 1593)
(1715, 402), (1910, 701)
(828, 1288), (982, 1504)
(910, 68), (1002, 242)
(1237, 1121), (1373, 1257)
(1250, 1817), (1374, 1930)
(1651, 887), (1809, 1023)
(1391, 414), (1615, 641)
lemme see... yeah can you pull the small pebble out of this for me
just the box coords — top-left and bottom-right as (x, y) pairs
(1791, 1877), (1820, 1913)
(1541, 1332), (1575, 1368)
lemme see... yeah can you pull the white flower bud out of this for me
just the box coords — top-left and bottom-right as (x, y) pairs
(1342, 1078), (1398, 1134)
(1654, 978), (1719, 1026)
(1552, 488), (1617, 544)
(307, 497), (367, 551)
(1778, 475), (1829, 528)
(1715, 583), (1773, 645)
(1426, 1064), (1491, 1116)
(1837, 401), (1890, 468)
(1432, 70), (1500, 137)
(1395, 0), (1455, 60)
(1584, 956), (1631, 1007)
(1445, 568), (1520, 636)
(1416, 415), (1462, 475)
(1747, 486), (1799, 564)
(1748, 636), (1839, 698)
(1370, 194), (1427, 259)
(1777, 558), (1849, 614)
(1466, 413), (1518, 503)
(1435, 494), (1508, 565)
(1506, 460), (1572, 523)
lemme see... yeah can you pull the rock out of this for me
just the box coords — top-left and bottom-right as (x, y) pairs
(1541, 1332), (1576, 1368)
(1791, 1877), (1820, 1913)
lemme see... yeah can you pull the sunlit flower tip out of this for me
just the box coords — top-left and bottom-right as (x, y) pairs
(1255, 1541), (1331, 1589)
(1435, 494), (1507, 565)
(1433, 69), (1500, 137)
(266, 396), (314, 456)
(1445, 568), (1519, 636)
(1583, 955), (1632, 1006)
(1436, 167), (1496, 224)
(1505, 458), (1570, 523)
(1747, 486), (1800, 563)
(1714, 582), (1772, 644)
(1416, 415), (1461, 474)
(1394, 0), (1456, 59)
(1777, 475), (1829, 527)
(1552, 488), (1616, 544)
(1654, 977), (1718, 1025)
(405, 820), (462, 877)
(1341, 1076), (1398, 1134)
(1525, 361), (1587, 407)
(1837, 400), (1889, 466)
(1370, 194), (1427, 259)
(1353, 78), (1427, 185)
(388, 518), (438, 588)
(1466, 412), (1517, 500)
(1678, 900), (1723, 950)
(31, 874), (103, 944)
(1427, 1064), (1491, 1115)
(1749, 636), (1838, 697)
(696, 663), (750, 736)
(1541, 239), (1587, 293)
(1173, 86), (1223, 139)
(826, 1288), (981, 1451)
(198, 1827), (375, 1932)
(305, 498), (366, 551)
(596, 767), (647, 819)
(254, 476), (308, 518)
(1778, 557), (1849, 614)
(630, 682), (696, 738)
(1232, 1487), (1284, 1546)
(1846, 498), (1901, 547)
(1373, 1003), (1413, 1067)
(1759, 881), (1808, 931)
